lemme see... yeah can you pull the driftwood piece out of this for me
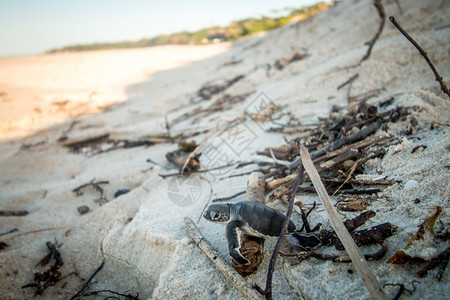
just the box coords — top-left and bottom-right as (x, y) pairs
(334, 222), (397, 250)
(184, 217), (262, 300)
(299, 145), (387, 300)
(336, 196), (370, 211)
(320, 210), (377, 246)
(246, 172), (266, 203)
(288, 122), (380, 171)
(344, 210), (376, 232)
(317, 149), (360, 171)
(232, 172), (266, 276)
(267, 146), (367, 194)
(312, 135), (390, 164)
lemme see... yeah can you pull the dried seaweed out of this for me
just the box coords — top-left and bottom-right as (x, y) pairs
(22, 242), (69, 296)
(388, 206), (442, 264)
(166, 150), (201, 173)
(274, 51), (308, 70)
(72, 179), (109, 204)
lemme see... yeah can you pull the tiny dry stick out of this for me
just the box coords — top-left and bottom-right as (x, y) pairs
(299, 145), (387, 300)
(389, 16), (450, 98)
(184, 217), (262, 300)
(0, 210), (29, 217)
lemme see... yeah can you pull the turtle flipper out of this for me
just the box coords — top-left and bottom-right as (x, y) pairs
(287, 232), (321, 249)
(226, 220), (250, 265)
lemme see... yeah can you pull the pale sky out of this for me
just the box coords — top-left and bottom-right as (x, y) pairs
(0, 0), (322, 57)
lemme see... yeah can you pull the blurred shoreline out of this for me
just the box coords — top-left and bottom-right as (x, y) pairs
(0, 44), (229, 141)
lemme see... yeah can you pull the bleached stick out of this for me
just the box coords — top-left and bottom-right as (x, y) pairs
(184, 217), (262, 300)
(299, 145), (387, 300)
(246, 172), (266, 204)
(232, 172), (266, 275)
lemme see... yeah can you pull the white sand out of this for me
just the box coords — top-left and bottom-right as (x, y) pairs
(1, 0), (449, 299)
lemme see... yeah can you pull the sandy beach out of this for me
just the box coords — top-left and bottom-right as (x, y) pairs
(1, 0), (449, 299)
(0, 44), (229, 140)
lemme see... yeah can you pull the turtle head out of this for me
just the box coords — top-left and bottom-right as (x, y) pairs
(203, 204), (230, 223)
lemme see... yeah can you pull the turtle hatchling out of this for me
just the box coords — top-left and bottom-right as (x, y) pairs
(203, 201), (321, 264)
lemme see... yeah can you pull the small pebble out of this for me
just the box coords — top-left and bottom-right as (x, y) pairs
(77, 205), (90, 215)
(114, 189), (130, 198)
(404, 179), (419, 190)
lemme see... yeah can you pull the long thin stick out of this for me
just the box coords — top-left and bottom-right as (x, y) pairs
(184, 217), (262, 300)
(299, 145), (387, 300)
(0, 227), (71, 242)
(256, 158), (305, 300)
(389, 16), (450, 98)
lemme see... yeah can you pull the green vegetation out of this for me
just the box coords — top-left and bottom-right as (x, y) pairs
(47, 3), (329, 53)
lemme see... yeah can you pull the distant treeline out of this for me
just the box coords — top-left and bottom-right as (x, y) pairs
(47, 3), (329, 53)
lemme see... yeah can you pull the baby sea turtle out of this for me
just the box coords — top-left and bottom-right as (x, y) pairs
(203, 201), (321, 264)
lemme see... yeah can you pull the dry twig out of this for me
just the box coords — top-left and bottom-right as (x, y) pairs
(355, 0), (385, 66)
(255, 156), (305, 300)
(389, 16), (450, 98)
